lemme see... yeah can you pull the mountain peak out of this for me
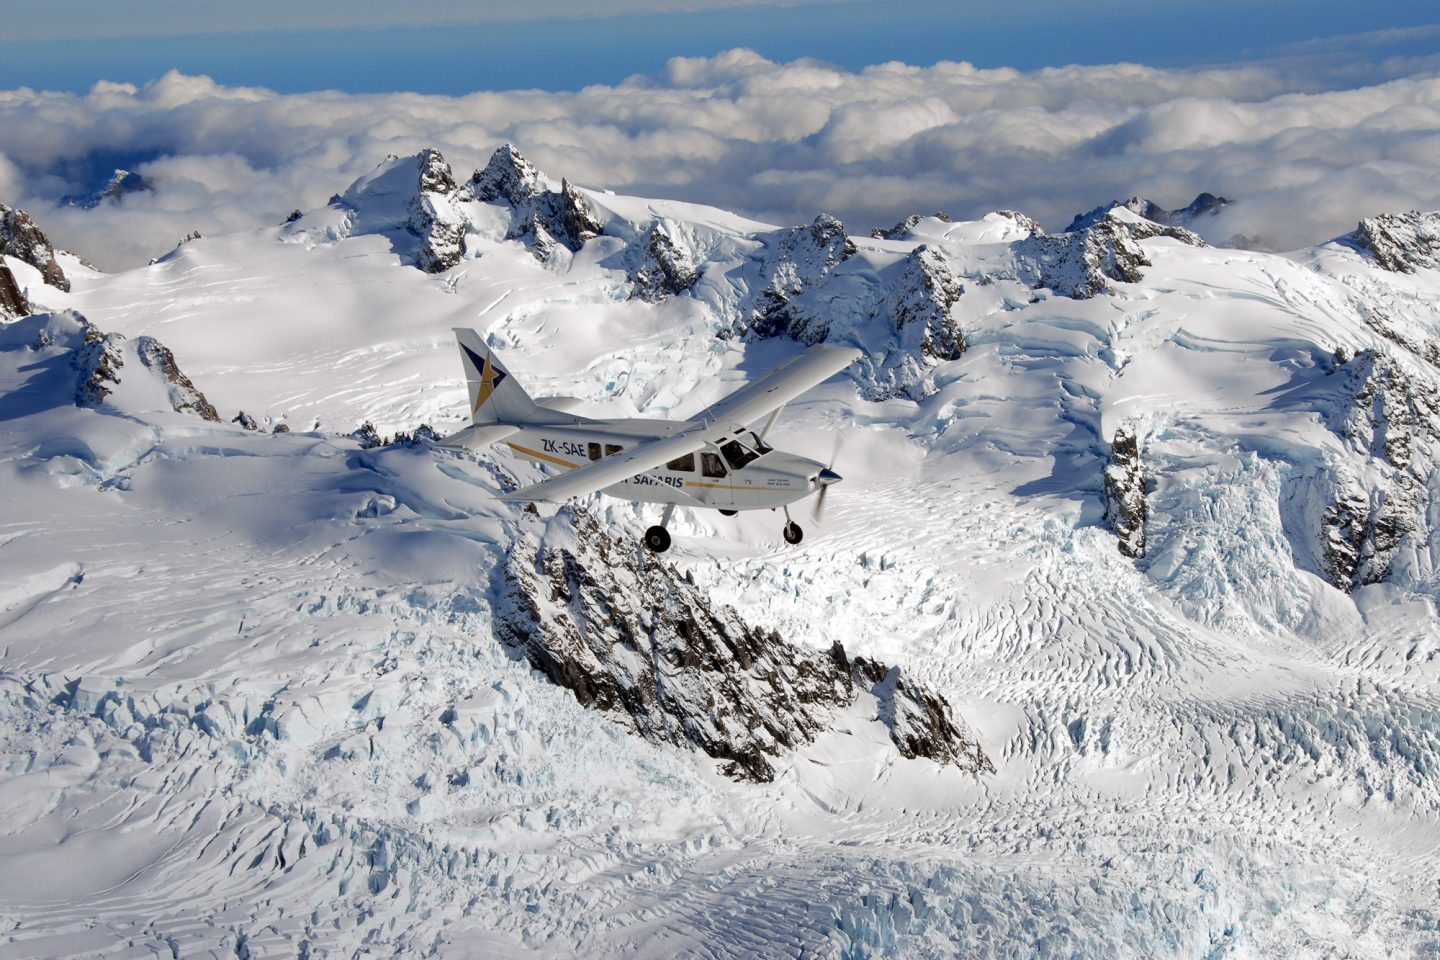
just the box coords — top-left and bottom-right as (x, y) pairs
(471, 143), (544, 206)
(60, 169), (153, 209)
(1065, 192), (1229, 234)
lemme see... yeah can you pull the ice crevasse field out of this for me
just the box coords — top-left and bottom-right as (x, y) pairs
(0, 148), (1438, 958)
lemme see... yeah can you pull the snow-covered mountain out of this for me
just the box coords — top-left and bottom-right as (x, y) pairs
(3, 148), (1440, 958)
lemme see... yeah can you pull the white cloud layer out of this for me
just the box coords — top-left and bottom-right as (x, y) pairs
(2, 51), (1439, 269)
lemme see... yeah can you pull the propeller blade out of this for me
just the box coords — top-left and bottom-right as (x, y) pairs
(812, 433), (845, 522)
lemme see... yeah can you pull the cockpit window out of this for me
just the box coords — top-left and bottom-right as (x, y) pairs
(719, 433), (770, 470)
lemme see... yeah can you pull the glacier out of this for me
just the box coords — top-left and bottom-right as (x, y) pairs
(1, 146), (1438, 958)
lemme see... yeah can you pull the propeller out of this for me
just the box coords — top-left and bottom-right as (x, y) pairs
(812, 433), (845, 522)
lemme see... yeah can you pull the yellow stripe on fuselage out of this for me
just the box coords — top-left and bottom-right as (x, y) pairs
(507, 442), (792, 494)
(507, 442), (579, 470)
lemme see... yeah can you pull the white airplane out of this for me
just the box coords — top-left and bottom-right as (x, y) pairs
(439, 327), (860, 552)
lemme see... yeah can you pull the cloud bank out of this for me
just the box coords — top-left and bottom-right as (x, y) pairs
(2, 50), (1439, 269)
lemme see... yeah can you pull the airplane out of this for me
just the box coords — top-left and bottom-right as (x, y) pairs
(438, 327), (860, 552)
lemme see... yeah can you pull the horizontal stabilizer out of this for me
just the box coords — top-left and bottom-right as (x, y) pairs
(434, 422), (521, 450)
(536, 396), (586, 414)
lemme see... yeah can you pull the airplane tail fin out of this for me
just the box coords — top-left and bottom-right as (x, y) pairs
(453, 328), (544, 425)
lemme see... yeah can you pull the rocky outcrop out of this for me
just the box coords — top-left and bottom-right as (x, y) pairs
(1320, 350), (1439, 591)
(60, 169), (153, 209)
(872, 212), (952, 241)
(1066, 193), (1228, 234)
(64, 313), (221, 420)
(407, 149), (467, 273)
(853, 245), (967, 401)
(629, 220), (699, 302)
(470, 143), (542, 207)
(74, 321), (124, 407)
(747, 214), (857, 341)
(1104, 425), (1147, 559)
(135, 336), (221, 421)
(1, 203), (70, 292)
(469, 145), (602, 258)
(1014, 218), (1153, 299)
(495, 508), (991, 782)
(1346, 211), (1440, 274)
(0, 265), (28, 320)
(893, 245), (965, 363)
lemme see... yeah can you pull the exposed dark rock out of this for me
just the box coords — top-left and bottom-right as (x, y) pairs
(1104, 424), (1147, 559)
(1320, 350), (1439, 591)
(407, 149), (466, 274)
(994, 210), (1046, 237)
(1066, 193), (1229, 234)
(283, 209), (303, 224)
(469, 145), (602, 260)
(0, 264), (29, 320)
(1015, 218), (1152, 299)
(470, 143), (543, 207)
(387, 424), (439, 447)
(0, 203), (70, 292)
(1352, 301), (1440, 372)
(135, 336), (221, 421)
(630, 221), (699, 302)
(872, 212), (952, 241)
(350, 421), (384, 449)
(893, 245), (965, 363)
(748, 214), (857, 341)
(554, 178), (602, 250)
(60, 169), (153, 209)
(1346, 211), (1440, 274)
(496, 508), (991, 782)
(272, 423), (291, 434)
(74, 321), (124, 407)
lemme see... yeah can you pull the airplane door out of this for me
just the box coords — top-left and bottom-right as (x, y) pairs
(696, 449), (733, 508)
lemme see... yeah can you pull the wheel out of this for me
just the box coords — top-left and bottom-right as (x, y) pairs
(719, 509), (738, 517)
(782, 521), (803, 545)
(644, 525), (671, 553)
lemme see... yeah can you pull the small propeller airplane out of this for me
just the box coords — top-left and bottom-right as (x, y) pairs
(438, 327), (859, 552)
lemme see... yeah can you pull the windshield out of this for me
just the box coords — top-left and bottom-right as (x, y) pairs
(719, 434), (769, 470)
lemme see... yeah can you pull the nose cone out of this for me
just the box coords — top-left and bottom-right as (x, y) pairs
(817, 468), (842, 485)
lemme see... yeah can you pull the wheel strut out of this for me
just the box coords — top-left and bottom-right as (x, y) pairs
(645, 503), (677, 553)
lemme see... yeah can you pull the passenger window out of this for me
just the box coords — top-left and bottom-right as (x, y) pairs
(604, 444), (623, 457)
(701, 452), (727, 478)
(588, 442), (602, 461)
(666, 453), (695, 472)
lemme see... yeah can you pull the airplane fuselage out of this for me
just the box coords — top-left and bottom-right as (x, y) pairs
(502, 419), (826, 512)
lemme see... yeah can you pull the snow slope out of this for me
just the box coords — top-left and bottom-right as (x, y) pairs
(2, 149), (1440, 958)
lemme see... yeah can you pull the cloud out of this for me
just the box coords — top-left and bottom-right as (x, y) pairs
(2, 53), (1439, 269)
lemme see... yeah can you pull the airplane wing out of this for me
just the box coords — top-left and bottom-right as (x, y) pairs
(499, 431), (709, 503)
(692, 344), (861, 434)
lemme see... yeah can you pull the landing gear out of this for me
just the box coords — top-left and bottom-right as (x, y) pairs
(644, 503), (676, 553)
(781, 506), (803, 545)
(719, 509), (738, 517)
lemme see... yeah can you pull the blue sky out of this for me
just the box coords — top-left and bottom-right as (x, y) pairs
(2, 0), (1438, 94)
